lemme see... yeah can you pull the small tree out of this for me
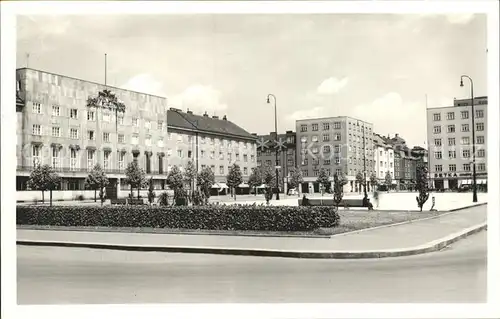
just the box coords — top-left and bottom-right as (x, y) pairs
(147, 177), (156, 205)
(248, 167), (263, 196)
(167, 165), (185, 202)
(355, 171), (365, 194)
(316, 168), (330, 195)
(332, 172), (345, 208)
(262, 166), (276, 203)
(415, 163), (430, 211)
(226, 163), (243, 200)
(197, 166), (215, 205)
(27, 164), (61, 206)
(85, 164), (109, 204)
(370, 172), (378, 192)
(124, 161), (147, 199)
(385, 171), (392, 191)
(183, 160), (197, 198)
(288, 167), (304, 197)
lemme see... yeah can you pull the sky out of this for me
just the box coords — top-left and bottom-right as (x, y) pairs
(16, 13), (487, 148)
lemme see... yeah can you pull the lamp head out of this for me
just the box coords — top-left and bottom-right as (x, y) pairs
(460, 79), (464, 87)
(266, 97), (270, 104)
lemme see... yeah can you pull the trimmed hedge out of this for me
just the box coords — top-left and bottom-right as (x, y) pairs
(16, 205), (340, 231)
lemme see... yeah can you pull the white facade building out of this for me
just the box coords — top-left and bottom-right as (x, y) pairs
(373, 133), (395, 183)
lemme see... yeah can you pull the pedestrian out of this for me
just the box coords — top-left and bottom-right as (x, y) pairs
(373, 189), (379, 208)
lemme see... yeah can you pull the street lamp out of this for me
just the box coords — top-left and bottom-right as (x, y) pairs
(460, 75), (478, 203)
(358, 120), (368, 201)
(267, 93), (280, 200)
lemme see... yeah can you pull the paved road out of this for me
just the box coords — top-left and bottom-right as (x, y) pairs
(17, 231), (486, 304)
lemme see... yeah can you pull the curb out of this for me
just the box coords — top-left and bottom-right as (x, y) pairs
(16, 223), (487, 259)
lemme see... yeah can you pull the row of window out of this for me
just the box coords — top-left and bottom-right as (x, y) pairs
(432, 109), (484, 121)
(434, 136), (485, 146)
(434, 149), (485, 159)
(433, 122), (485, 134)
(435, 163), (486, 172)
(300, 122), (343, 132)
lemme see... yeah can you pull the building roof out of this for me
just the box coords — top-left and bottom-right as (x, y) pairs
(167, 109), (256, 141)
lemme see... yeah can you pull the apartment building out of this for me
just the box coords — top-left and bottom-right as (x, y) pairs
(166, 108), (258, 194)
(373, 133), (395, 187)
(296, 116), (374, 193)
(426, 96), (488, 190)
(254, 130), (297, 193)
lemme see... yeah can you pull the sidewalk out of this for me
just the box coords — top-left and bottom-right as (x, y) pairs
(17, 205), (487, 258)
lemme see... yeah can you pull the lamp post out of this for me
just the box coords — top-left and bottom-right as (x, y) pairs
(267, 93), (280, 200)
(358, 120), (368, 201)
(460, 75), (478, 203)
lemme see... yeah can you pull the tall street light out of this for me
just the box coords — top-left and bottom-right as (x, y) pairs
(267, 93), (280, 200)
(357, 120), (368, 201)
(460, 75), (478, 203)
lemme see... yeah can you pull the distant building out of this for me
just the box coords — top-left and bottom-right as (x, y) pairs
(373, 133), (395, 186)
(426, 96), (488, 190)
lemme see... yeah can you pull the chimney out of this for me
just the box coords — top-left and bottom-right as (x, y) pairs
(223, 115), (227, 121)
(169, 107), (182, 112)
(395, 133), (399, 138)
(203, 112), (209, 117)
(186, 110), (193, 114)
(251, 133), (257, 136)
(212, 115), (219, 119)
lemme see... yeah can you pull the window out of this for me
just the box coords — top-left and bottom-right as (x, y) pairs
(300, 124), (308, 132)
(449, 164), (456, 172)
(32, 145), (41, 166)
(32, 103), (41, 114)
(323, 123), (330, 130)
(312, 147), (319, 154)
(323, 145), (331, 153)
(70, 149), (78, 171)
(131, 134), (138, 144)
(463, 163), (471, 171)
(87, 150), (95, 170)
(177, 134), (183, 142)
(433, 113), (441, 121)
(52, 147), (60, 168)
(477, 163), (486, 171)
(478, 149), (485, 157)
(132, 118), (138, 126)
(312, 136), (318, 142)
(448, 138), (456, 146)
(448, 151), (456, 159)
(266, 160), (272, 166)
(447, 125), (455, 133)
(335, 157), (340, 164)
(227, 152), (231, 161)
(103, 112), (110, 122)
(461, 137), (470, 145)
(251, 155), (255, 162)
(118, 116), (124, 125)
(103, 151), (111, 170)
(461, 124), (469, 132)
(435, 151), (442, 159)
(118, 152), (125, 170)
(87, 111), (95, 121)
(433, 126), (441, 134)
(323, 134), (330, 142)
(70, 128), (78, 139)
(103, 132), (110, 142)
(200, 150), (205, 159)
(219, 166), (224, 174)
(477, 136), (484, 144)
(52, 105), (60, 117)
(434, 139), (442, 146)
(334, 133), (341, 141)
(158, 138), (164, 148)
(118, 134), (125, 144)
(188, 150), (192, 159)
(446, 112), (455, 120)
(461, 111), (469, 119)
(244, 167), (248, 175)
(210, 151), (215, 159)
(462, 149), (471, 158)
(51, 127), (60, 137)
(145, 136), (152, 146)
(435, 165), (443, 172)
(70, 109), (78, 119)
(312, 123), (318, 131)
(177, 150), (183, 158)
(475, 110), (484, 118)
(476, 122), (484, 131)
(243, 154), (248, 162)
(87, 130), (94, 141)
(145, 120), (151, 129)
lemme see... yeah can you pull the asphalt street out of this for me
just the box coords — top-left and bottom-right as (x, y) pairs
(17, 231), (487, 304)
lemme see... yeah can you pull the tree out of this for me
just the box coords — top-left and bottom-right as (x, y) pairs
(356, 171), (365, 194)
(226, 163), (243, 200)
(316, 168), (330, 195)
(385, 171), (392, 191)
(332, 172), (347, 208)
(415, 163), (430, 211)
(167, 165), (185, 203)
(147, 177), (156, 205)
(183, 160), (197, 198)
(27, 164), (61, 206)
(124, 161), (147, 200)
(197, 166), (215, 205)
(248, 167), (263, 196)
(288, 167), (304, 196)
(370, 172), (378, 192)
(85, 164), (109, 205)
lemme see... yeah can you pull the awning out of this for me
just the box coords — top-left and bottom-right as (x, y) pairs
(50, 143), (63, 149)
(132, 149), (140, 155)
(86, 146), (96, 151)
(145, 151), (153, 156)
(69, 144), (80, 150)
(119, 148), (127, 153)
(31, 141), (43, 146)
(211, 182), (229, 189)
(103, 147), (112, 152)
(158, 152), (165, 157)
(238, 183), (249, 188)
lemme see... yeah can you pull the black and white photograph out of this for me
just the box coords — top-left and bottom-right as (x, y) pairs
(1, 1), (499, 319)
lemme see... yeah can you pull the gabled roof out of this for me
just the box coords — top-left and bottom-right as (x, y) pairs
(167, 109), (256, 141)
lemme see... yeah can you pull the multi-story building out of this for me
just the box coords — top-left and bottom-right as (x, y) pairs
(167, 108), (258, 195)
(373, 133), (395, 187)
(426, 96), (488, 190)
(296, 116), (374, 193)
(15, 68), (257, 198)
(254, 130), (297, 193)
